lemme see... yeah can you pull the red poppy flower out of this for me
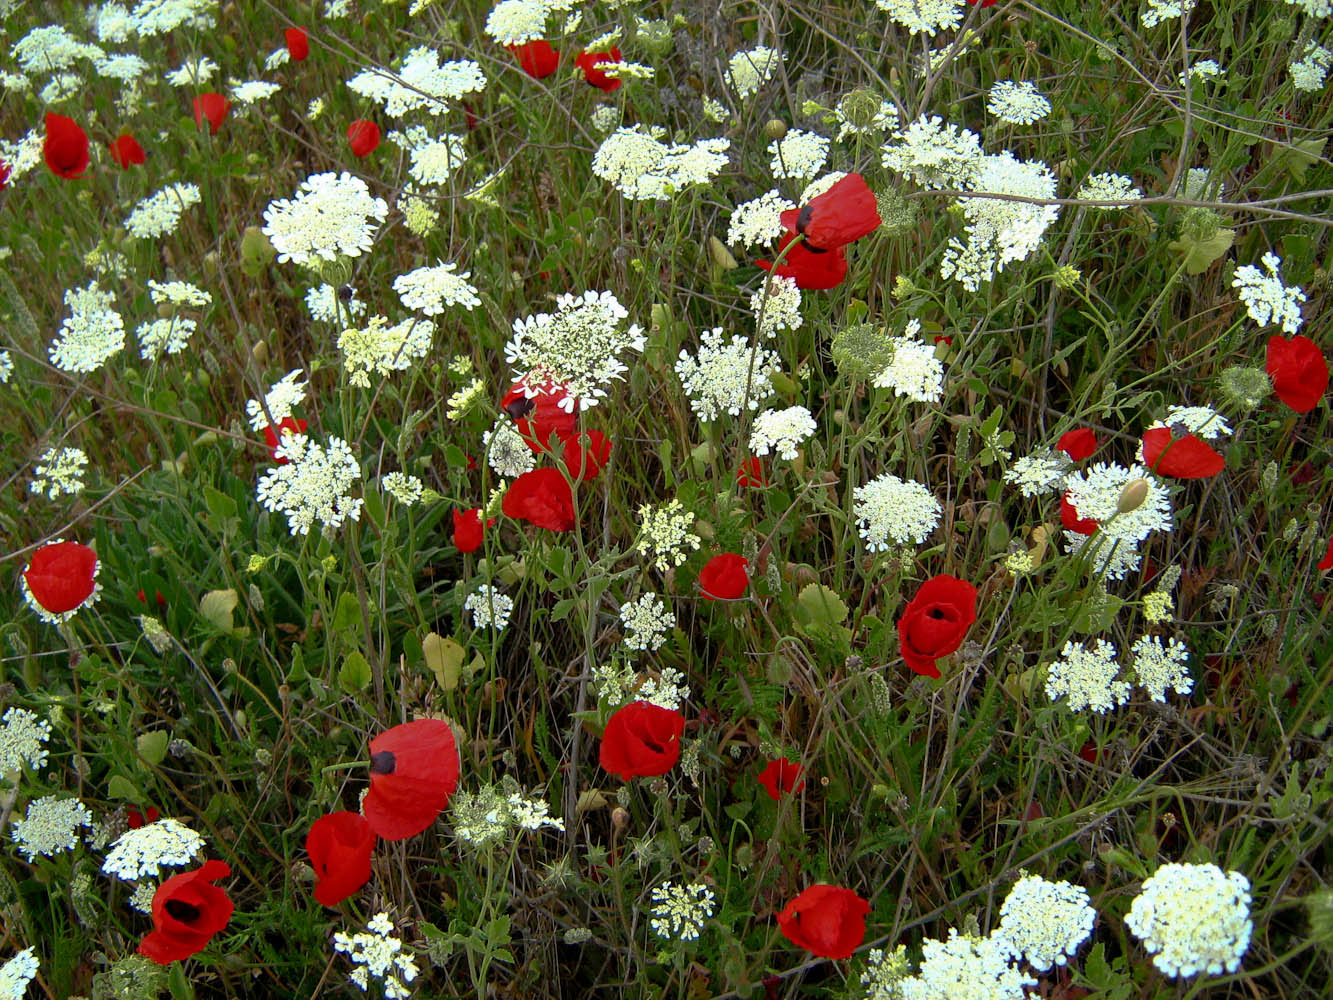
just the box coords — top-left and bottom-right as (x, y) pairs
(0, 159), (10, 189)
(127, 806), (160, 829)
(700, 553), (749, 601)
(363, 719), (460, 841)
(555, 429), (611, 481)
(285, 27), (309, 61)
(193, 93), (230, 134)
(24, 541), (98, 615)
(508, 40), (559, 79)
(502, 381), (578, 452)
(737, 457), (768, 488)
(346, 119), (380, 157)
(1318, 537), (1333, 572)
(1266, 334), (1328, 413)
(599, 701), (684, 780)
(452, 507), (495, 554)
(1141, 427), (1225, 479)
(262, 417), (307, 463)
(897, 574), (978, 679)
(136, 588), (167, 607)
(1057, 428), (1098, 462)
(306, 811), (376, 906)
(776, 884), (869, 960)
(108, 132), (146, 169)
(43, 112), (89, 179)
(969, 0), (998, 5)
(757, 231), (848, 290)
(138, 860), (234, 965)
(575, 48), (623, 92)
(1060, 492), (1098, 535)
(781, 173), (880, 252)
(502, 467), (576, 532)
(934, 335), (952, 346)
(758, 758), (805, 800)
(1078, 740), (1100, 764)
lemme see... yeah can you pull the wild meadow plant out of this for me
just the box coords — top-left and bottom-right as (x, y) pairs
(0, 0), (1331, 997)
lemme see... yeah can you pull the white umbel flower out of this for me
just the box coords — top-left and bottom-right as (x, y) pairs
(1147, 405), (1231, 440)
(339, 316), (435, 387)
(11, 796), (92, 861)
(347, 48), (485, 116)
(1075, 172), (1144, 206)
(1005, 451), (1068, 497)
(1290, 44), (1331, 91)
(381, 472), (423, 506)
(124, 182), (201, 239)
(1125, 863), (1252, 978)
(1128, 634), (1193, 701)
(854, 474), (941, 549)
(873, 0), (967, 35)
(306, 283), (367, 323)
(262, 172), (388, 267)
(995, 874), (1095, 971)
(0, 708), (52, 772)
(649, 881), (716, 941)
(334, 912), (419, 999)
(484, 0), (550, 45)
(751, 275), (802, 339)
(987, 81), (1051, 124)
(727, 190), (795, 249)
(256, 434), (364, 536)
(725, 46), (781, 98)
(50, 282), (124, 374)
(634, 500), (701, 572)
(768, 129), (829, 180)
(0, 947), (39, 999)
(882, 115), (983, 189)
(393, 261), (481, 314)
(483, 419), (536, 477)
(148, 280), (211, 308)
(620, 593), (675, 652)
(102, 818), (206, 880)
(899, 929), (1036, 1000)
(1064, 462), (1171, 545)
(246, 369), (308, 431)
(466, 584), (514, 632)
(230, 79), (280, 104)
(137, 317), (197, 359)
(1044, 638), (1129, 714)
(675, 327), (779, 422)
(1142, 0), (1197, 27)
(750, 406), (816, 460)
(591, 126), (729, 201)
(30, 447), (88, 499)
(1231, 252), (1306, 334)
(873, 319), (945, 402)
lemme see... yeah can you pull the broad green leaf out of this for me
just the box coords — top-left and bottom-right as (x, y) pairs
(332, 591), (363, 634)
(136, 730), (169, 766)
(1167, 227), (1234, 274)
(199, 589), (239, 633)
(107, 775), (143, 800)
(339, 651), (372, 692)
(423, 632), (464, 691)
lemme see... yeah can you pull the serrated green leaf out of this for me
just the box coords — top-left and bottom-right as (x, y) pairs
(202, 485), (237, 521)
(794, 583), (849, 628)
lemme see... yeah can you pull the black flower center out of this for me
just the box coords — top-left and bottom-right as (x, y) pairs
(504, 396), (535, 420)
(370, 750), (396, 775)
(166, 899), (201, 923)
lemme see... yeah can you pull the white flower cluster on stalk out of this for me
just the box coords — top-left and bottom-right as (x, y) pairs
(256, 435), (363, 536)
(334, 912), (419, 999)
(1126, 863), (1252, 978)
(29, 447), (87, 499)
(262, 172), (388, 267)
(50, 282), (124, 374)
(102, 818), (206, 880)
(347, 47), (485, 116)
(675, 327), (780, 421)
(592, 125), (730, 201)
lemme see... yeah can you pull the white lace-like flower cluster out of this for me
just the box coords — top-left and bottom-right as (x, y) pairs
(882, 116), (983, 189)
(256, 434), (364, 536)
(29, 446), (88, 499)
(102, 818), (205, 880)
(1005, 451), (1069, 497)
(125, 182), (202, 239)
(137, 317), (197, 359)
(1146, 405), (1231, 440)
(834, 94), (899, 141)
(11, 796), (92, 861)
(393, 261), (480, 315)
(166, 56), (218, 86)
(1142, 0), (1197, 28)
(675, 327), (779, 421)
(899, 929), (1036, 1000)
(854, 474), (941, 550)
(1290, 44), (1331, 92)
(262, 172), (388, 267)
(334, 912), (420, 999)
(649, 881), (716, 941)
(339, 316), (435, 387)
(769, 129), (829, 180)
(995, 874), (1095, 971)
(484, 0), (563, 45)
(1128, 634), (1193, 701)
(873, 0), (967, 35)
(1126, 863), (1252, 978)
(50, 282), (125, 374)
(1065, 462), (1172, 545)
(726, 46), (782, 98)
(306, 283), (367, 323)
(751, 275), (803, 338)
(1075, 172), (1144, 206)
(231, 79), (280, 104)
(148, 279), (211, 308)
(987, 81), (1051, 124)
(1232, 252), (1306, 333)
(483, 419), (535, 477)
(451, 776), (565, 847)
(634, 500), (701, 572)
(727, 190), (795, 249)
(390, 126), (468, 186)
(873, 319), (945, 402)
(620, 593), (675, 652)
(592, 662), (690, 710)
(0, 708), (51, 772)
(0, 947), (39, 999)
(465, 584), (514, 631)
(1044, 638), (1130, 714)
(505, 290), (644, 409)
(592, 125), (730, 201)
(246, 369), (307, 431)
(347, 47), (485, 116)
(381, 472), (423, 506)
(750, 405), (816, 460)
(11, 25), (102, 74)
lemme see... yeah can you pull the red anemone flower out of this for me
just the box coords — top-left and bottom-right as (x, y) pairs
(1060, 492), (1099, 535)
(452, 507), (495, 554)
(897, 574), (978, 679)
(306, 811), (376, 906)
(502, 467), (576, 531)
(1141, 427), (1225, 479)
(508, 40), (560, 79)
(758, 758), (805, 800)
(737, 457), (768, 488)
(757, 231), (848, 290)
(108, 132), (146, 169)
(363, 719), (460, 841)
(1266, 334), (1328, 413)
(699, 553), (749, 601)
(1057, 428), (1098, 462)
(776, 884), (870, 960)
(23, 540), (98, 615)
(347, 119), (380, 157)
(138, 860), (234, 964)
(599, 701), (684, 780)
(262, 417), (307, 463)
(285, 27), (309, 61)
(502, 381), (578, 451)
(780, 173), (880, 251)
(193, 93), (230, 134)
(575, 48), (623, 92)
(43, 112), (89, 179)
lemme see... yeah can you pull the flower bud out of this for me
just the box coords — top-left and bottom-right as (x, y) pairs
(707, 235), (738, 271)
(1118, 478), (1150, 513)
(838, 89), (882, 128)
(764, 119), (788, 140)
(1219, 365), (1272, 412)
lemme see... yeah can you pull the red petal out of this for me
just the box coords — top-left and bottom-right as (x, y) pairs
(1141, 427), (1225, 479)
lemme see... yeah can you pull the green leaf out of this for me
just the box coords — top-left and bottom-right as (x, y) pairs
(550, 597), (578, 623)
(423, 632), (464, 691)
(288, 644), (306, 683)
(107, 775), (143, 800)
(332, 592), (363, 634)
(1167, 227), (1234, 274)
(362, 484), (386, 529)
(199, 589), (239, 633)
(168, 959), (196, 1000)
(1283, 137), (1327, 182)
(339, 651), (373, 692)
(136, 730), (170, 766)
(202, 485), (237, 521)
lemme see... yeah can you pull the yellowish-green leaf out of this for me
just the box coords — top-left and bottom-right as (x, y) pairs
(423, 632), (465, 691)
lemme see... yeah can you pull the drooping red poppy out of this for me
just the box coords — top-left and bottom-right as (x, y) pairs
(776, 884), (869, 960)
(897, 574), (978, 679)
(285, 27), (309, 61)
(23, 541), (98, 614)
(598, 701), (684, 780)
(347, 119), (380, 157)
(1060, 492), (1099, 535)
(508, 40), (559, 79)
(1318, 537), (1333, 572)
(1057, 428), (1098, 462)
(1141, 427), (1225, 479)
(575, 48), (623, 92)
(1266, 334), (1328, 413)
(699, 553), (749, 601)
(555, 429), (611, 481)
(108, 132), (146, 169)
(757, 231), (848, 290)
(262, 417), (307, 463)
(502, 468), (576, 532)
(502, 381), (578, 452)
(736, 457), (768, 488)
(758, 758), (805, 800)
(452, 507), (495, 554)
(363, 719), (460, 841)
(138, 860), (234, 964)
(780, 173), (880, 252)
(127, 806), (160, 829)
(193, 93), (230, 134)
(43, 112), (89, 179)
(306, 811), (376, 906)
